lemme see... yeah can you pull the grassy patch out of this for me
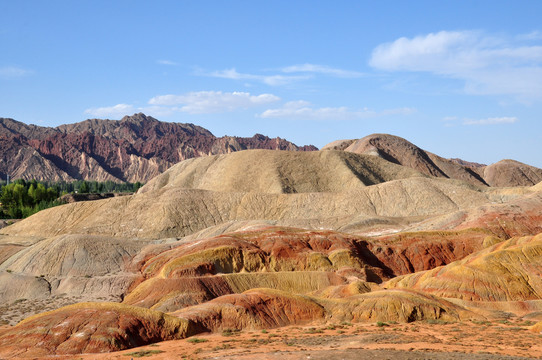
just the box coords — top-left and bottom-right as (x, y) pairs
(304, 327), (324, 334)
(125, 349), (164, 357)
(376, 321), (389, 327)
(187, 338), (208, 344)
(222, 328), (241, 337)
(471, 320), (492, 326)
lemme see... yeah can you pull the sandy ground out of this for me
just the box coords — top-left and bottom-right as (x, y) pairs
(28, 318), (540, 360)
(0, 294), (122, 326)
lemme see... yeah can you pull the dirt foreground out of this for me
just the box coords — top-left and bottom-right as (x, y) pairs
(39, 318), (541, 360)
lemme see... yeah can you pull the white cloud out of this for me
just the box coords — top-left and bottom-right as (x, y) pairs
(84, 104), (135, 118)
(207, 68), (309, 86)
(369, 30), (542, 101)
(204, 64), (362, 85)
(260, 101), (415, 120)
(157, 60), (178, 66)
(0, 66), (32, 77)
(149, 91), (280, 114)
(281, 63), (364, 78)
(464, 117), (518, 125)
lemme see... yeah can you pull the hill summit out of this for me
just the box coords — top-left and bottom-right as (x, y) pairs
(322, 134), (542, 187)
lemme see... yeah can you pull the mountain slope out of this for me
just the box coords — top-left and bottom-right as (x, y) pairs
(0, 113), (317, 182)
(323, 134), (542, 187)
(139, 149), (425, 194)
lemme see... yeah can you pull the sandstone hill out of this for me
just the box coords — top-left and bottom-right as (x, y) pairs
(2, 150), (501, 240)
(0, 302), (194, 356)
(139, 149), (425, 194)
(1, 147), (542, 356)
(0, 113), (316, 182)
(384, 233), (542, 301)
(322, 134), (542, 187)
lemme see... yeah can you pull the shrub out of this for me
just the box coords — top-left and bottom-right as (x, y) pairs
(187, 337), (208, 344)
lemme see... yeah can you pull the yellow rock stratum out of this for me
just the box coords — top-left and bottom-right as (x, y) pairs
(384, 234), (542, 301)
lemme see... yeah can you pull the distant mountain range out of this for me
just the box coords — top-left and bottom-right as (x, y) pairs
(1, 113), (541, 186)
(0, 113), (317, 182)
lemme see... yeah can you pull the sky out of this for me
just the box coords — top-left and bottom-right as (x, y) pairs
(1, 0), (542, 167)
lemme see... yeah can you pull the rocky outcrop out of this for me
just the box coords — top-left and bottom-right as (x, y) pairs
(0, 114), (317, 182)
(0, 302), (195, 356)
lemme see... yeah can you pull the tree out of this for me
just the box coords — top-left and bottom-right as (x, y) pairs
(79, 181), (90, 193)
(35, 183), (47, 202)
(12, 183), (28, 207)
(133, 181), (142, 192)
(28, 184), (36, 201)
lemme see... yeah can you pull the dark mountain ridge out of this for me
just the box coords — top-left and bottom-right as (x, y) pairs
(0, 113), (317, 182)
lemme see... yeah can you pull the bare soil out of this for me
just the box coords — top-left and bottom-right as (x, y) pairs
(53, 318), (542, 360)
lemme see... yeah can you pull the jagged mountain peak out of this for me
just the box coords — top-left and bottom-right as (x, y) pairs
(0, 115), (316, 182)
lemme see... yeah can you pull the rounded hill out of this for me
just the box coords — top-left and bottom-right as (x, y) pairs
(139, 149), (425, 194)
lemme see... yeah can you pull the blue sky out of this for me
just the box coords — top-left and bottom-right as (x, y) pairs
(2, 1), (542, 167)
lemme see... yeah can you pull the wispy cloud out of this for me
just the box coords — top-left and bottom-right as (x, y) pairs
(206, 68), (309, 86)
(281, 63), (364, 78)
(516, 31), (542, 41)
(202, 64), (362, 85)
(149, 91), (280, 114)
(157, 60), (178, 66)
(464, 117), (518, 125)
(0, 66), (32, 78)
(85, 91), (281, 118)
(84, 104), (135, 118)
(260, 100), (415, 120)
(443, 115), (519, 126)
(369, 30), (542, 101)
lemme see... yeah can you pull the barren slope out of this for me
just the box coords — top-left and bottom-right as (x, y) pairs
(139, 149), (425, 194)
(483, 159), (542, 187)
(323, 134), (542, 187)
(323, 134), (488, 186)
(1, 177), (495, 239)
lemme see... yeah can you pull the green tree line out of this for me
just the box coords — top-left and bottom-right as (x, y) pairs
(0, 179), (142, 219)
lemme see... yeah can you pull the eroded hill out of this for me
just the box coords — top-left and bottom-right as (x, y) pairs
(323, 134), (542, 187)
(1, 148), (542, 357)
